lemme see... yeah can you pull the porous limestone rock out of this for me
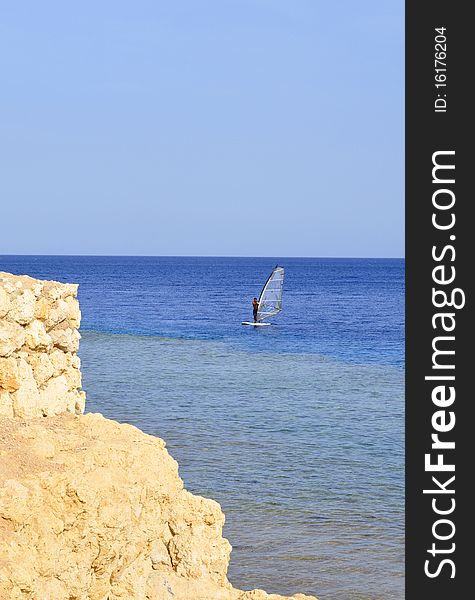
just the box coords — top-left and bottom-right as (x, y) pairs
(0, 414), (317, 600)
(6, 288), (36, 325)
(0, 357), (20, 392)
(0, 391), (13, 417)
(0, 272), (84, 417)
(48, 326), (81, 353)
(0, 287), (10, 318)
(0, 320), (26, 358)
(24, 319), (52, 350)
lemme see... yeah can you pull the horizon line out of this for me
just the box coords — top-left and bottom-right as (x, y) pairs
(1, 253), (405, 260)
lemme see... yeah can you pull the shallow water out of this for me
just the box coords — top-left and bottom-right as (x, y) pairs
(1, 256), (404, 599)
(80, 332), (404, 600)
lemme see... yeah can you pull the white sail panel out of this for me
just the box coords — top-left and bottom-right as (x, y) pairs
(257, 266), (284, 322)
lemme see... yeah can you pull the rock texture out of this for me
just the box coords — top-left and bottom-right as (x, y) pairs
(0, 272), (85, 419)
(0, 273), (316, 600)
(0, 414), (315, 600)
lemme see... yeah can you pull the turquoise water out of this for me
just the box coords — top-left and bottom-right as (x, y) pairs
(80, 333), (403, 600)
(1, 256), (404, 599)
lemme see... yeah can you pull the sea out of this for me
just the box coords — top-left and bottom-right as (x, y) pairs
(1, 256), (404, 600)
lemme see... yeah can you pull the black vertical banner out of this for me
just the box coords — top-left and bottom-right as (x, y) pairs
(406, 2), (471, 599)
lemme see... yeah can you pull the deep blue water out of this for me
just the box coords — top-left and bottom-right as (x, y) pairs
(1, 256), (404, 600)
(1, 256), (403, 366)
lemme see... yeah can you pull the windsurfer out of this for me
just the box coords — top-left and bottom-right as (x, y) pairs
(252, 297), (259, 322)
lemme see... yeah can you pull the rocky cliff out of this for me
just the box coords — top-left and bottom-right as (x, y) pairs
(0, 272), (316, 600)
(0, 272), (85, 418)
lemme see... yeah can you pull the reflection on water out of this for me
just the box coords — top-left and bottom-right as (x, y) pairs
(80, 331), (404, 600)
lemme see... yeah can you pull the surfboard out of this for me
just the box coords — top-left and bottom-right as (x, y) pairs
(241, 321), (271, 326)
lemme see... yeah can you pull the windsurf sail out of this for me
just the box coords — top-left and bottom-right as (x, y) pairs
(257, 266), (284, 322)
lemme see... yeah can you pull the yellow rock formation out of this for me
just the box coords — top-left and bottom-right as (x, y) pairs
(0, 272), (85, 418)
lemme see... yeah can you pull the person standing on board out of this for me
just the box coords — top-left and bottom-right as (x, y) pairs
(252, 297), (259, 323)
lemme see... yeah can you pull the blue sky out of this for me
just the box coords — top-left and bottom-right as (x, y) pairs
(0, 1), (403, 257)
